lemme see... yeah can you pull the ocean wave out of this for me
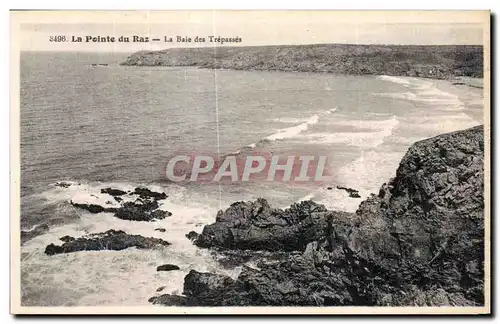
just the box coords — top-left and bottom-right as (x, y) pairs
(373, 77), (467, 112)
(304, 116), (399, 149)
(266, 114), (319, 141)
(399, 112), (481, 136)
(377, 75), (412, 87)
(21, 180), (232, 306)
(233, 113), (321, 154)
(325, 107), (338, 114)
(238, 107), (338, 153)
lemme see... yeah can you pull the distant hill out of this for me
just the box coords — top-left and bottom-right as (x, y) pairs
(121, 44), (483, 79)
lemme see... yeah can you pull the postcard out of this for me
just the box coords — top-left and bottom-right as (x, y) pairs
(10, 10), (491, 315)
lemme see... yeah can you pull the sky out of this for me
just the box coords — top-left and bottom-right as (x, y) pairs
(14, 11), (487, 52)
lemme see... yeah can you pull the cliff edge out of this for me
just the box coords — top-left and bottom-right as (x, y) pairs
(121, 44), (483, 79)
(150, 125), (485, 307)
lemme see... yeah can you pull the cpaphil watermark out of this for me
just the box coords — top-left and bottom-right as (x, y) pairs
(164, 153), (332, 183)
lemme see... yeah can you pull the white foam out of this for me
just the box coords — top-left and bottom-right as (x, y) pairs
(401, 112), (480, 136)
(271, 117), (310, 124)
(373, 78), (468, 112)
(265, 114), (319, 141)
(21, 181), (234, 306)
(337, 150), (404, 194)
(372, 92), (418, 101)
(297, 193), (315, 202)
(314, 189), (367, 213)
(377, 75), (412, 87)
(305, 116), (399, 149)
(325, 107), (338, 114)
(243, 107), (337, 149)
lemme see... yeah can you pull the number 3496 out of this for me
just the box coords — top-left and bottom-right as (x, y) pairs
(49, 36), (67, 42)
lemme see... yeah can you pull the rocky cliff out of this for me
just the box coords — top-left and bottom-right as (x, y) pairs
(121, 44), (483, 79)
(150, 125), (485, 306)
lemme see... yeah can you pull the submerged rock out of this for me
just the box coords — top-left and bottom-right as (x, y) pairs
(44, 229), (170, 255)
(70, 202), (115, 214)
(195, 199), (330, 251)
(55, 181), (72, 188)
(134, 187), (168, 200)
(157, 264), (180, 271)
(59, 235), (75, 243)
(100, 188), (127, 196)
(149, 294), (189, 306)
(178, 126), (485, 306)
(185, 231), (199, 241)
(336, 186), (361, 198)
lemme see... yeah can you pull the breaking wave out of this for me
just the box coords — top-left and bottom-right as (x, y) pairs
(305, 116), (400, 149)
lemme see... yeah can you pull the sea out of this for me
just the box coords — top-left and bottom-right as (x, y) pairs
(19, 51), (483, 306)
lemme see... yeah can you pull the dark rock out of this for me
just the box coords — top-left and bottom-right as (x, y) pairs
(179, 270), (253, 306)
(157, 264), (180, 271)
(327, 187), (333, 190)
(156, 286), (166, 292)
(149, 294), (189, 306)
(336, 186), (361, 198)
(55, 182), (72, 188)
(214, 249), (294, 269)
(152, 210), (172, 219)
(195, 199), (330, 251)
(100, 188), (127, 196)
(70, 202), (115, 214)
(59, 235), (75, 243)
(185, 231), (199, 241)
(70, 187), (170, 222)
(184, 270), (235, 297)
(114, 201), (169, 222)
(45, 244), (64, 256)
(155, 228), (166, 233)
(21, 224), (50, 245)
(175, 126), (485, 307)
(44, 229), (170, 255)
(71, 197), (171, 222)
(133, 187), (168, 200)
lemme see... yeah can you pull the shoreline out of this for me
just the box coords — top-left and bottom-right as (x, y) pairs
(120, 43), (483, 79)
(121, 63), (486, 87)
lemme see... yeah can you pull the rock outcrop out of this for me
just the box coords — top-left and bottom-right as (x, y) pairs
(194, 199), (335, 251)
(114, 201), (171, 221)
(44, 229), (171, 255)
(71, 187), (172, 221)
(153, 126), (484, 307)
(100, 188), (127, 196)
(157, 264), (180, 271)
(336, 186), (361, 198)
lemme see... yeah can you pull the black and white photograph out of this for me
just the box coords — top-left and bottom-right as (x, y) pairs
(10, 10), (490, 314)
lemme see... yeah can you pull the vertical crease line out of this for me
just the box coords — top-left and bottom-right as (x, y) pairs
(212, 10), (222, 210)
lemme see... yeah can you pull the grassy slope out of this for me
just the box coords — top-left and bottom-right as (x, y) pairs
(121, 44), (483, 78)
